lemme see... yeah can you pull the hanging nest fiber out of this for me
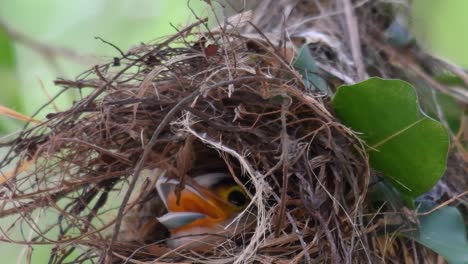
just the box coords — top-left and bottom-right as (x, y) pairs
(1, 0), (467, 263)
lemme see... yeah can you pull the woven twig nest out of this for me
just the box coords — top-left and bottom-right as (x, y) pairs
(2, 1), (467, 263)
(0, 14), (372, 264)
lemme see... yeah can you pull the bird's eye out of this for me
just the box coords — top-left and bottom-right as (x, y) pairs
(227, 189), (247, 207)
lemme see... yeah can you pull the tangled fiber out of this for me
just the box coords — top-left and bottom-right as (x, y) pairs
(1, 0), (467, 263)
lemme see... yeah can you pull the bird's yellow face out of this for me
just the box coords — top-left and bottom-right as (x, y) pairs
(156, 172), (250, 246)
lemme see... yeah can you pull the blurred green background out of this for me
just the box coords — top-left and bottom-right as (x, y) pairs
(2, 0), (468, 134)
(0, 0), (206, 133)
(0, 0), (467, 262)
(412, 0), (468, 68)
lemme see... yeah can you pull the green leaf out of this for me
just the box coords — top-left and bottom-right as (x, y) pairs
(332, 77), (449, 196)
(0, 27), (15, 68)
(433, 75), (467, 133)
(368, 179), (415, 209)
(293, 45), (328, 93)
(0, 26), (24, 133)
(406, 204), (468, 264)
(432, 92), (464, 133)
(413, 76), (465, 133)
(435, 75), (466, 87)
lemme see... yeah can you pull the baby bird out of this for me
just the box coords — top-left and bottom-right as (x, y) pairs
(156, 172), (250, 250)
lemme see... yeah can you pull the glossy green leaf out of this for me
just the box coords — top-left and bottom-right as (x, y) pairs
(332, 78), (449, 196)
(406, 204), (468, 264)
(293, 45), (328, 93)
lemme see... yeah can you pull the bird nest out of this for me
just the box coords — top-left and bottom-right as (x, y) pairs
(1, 1), (465, 263)
(0, 16), (372, 264)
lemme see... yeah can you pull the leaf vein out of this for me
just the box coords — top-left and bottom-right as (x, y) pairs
(370, 118), (425, 150)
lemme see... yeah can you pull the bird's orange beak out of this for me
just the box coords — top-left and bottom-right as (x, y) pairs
(156, 173), (235, 234)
